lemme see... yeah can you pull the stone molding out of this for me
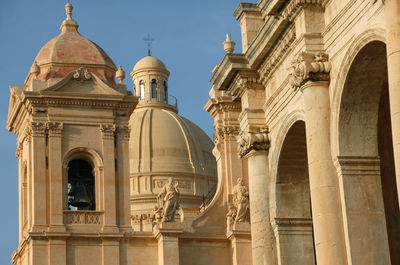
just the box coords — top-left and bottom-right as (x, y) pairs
(289, 52), (331, 89)
(237, 126), (270, 158)
(258, 27), (296, 86)
(47, 121), (63, 137)
(100, 124), (116, 140)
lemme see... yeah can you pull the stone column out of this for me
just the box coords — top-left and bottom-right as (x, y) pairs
(30, 122), (48, 232)
(238, 128), (275, 265)
(385, 0), (400, 204)
(116, 125), (132, 231)
(154, 223), (183, 265)
(290, 52), (347, 265)
(48, 122), (65, 232)
(100, 124), (118, 232)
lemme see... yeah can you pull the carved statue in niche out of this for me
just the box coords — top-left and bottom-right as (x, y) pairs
(232, 177), (249, 222)
(156, 177), (181, 222)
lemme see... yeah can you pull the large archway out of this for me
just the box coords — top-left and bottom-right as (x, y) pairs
(275, 121), (316, 265)
(338, 40), (400, 264)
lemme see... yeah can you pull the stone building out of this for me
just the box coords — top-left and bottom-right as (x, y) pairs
(6, 1), (400, 265)
(206, 0), (400, 265)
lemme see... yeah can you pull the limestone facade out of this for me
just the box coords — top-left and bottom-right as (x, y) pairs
(7, 1), (400, 265)
(206, 0), (400, 264)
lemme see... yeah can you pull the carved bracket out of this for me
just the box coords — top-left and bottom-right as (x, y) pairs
(237, 126), (270, 158)
(289, 52), (331, 89)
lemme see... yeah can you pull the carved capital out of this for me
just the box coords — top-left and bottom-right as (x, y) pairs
(231, 72), (263, 97)
(237, 127), (270, 158)
(100, 124), (115, 140)
(24, 126), (33, 143)
(214, 125), (240, 144)
(289, 52), (331, 89)
(16, 142), (23, 159)
(31, 122), (47, 137)
(116, 125), (130, 141)
(73, 67), (92, 82)
(47, 122), (63, 137)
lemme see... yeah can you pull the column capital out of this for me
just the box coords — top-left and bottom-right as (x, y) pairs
(100, 124), (115, 140)
(237, 126), (269, 158)
(116, 125), (130, 141)
(31, 121), (47, 137)
(289, 52), (331, 89)
(47, 122), (63, 137)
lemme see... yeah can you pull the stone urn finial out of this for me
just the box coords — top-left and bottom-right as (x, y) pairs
(65, 2), (73, 20)
(222, 33), (236, 54)
(30, 61), (40, 79)
(116, 65), (126, 83)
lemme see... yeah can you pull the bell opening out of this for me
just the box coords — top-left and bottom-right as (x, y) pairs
(67, 159), (95, 211)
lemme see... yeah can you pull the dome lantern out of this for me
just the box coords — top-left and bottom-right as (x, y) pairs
(130, 56), (176, 112)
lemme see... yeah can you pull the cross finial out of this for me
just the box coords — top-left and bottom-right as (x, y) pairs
(143, 34), (154, 56)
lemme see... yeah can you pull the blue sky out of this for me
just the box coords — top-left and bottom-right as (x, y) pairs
(0, 0), (244, 263)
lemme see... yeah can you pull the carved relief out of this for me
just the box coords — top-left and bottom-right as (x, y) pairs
(31, 122), (47, 137)
(100, 124), (115, 140)
(73, 67), (92, 81)
(289, 52), (331, 89)
(64, 211), (102, 224)
(47, 122), (63, 136)
(237, 127), (270, 158)
(116, 125), (130, 141)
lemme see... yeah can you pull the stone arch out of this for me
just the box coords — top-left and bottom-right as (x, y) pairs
(62, 148), (103, 211)
(331, 28), (386, 156)
(272, 112), (315, 265)
(335, 34), (400, 264)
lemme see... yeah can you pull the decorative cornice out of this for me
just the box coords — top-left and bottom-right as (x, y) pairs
(73, 67), (92, 82)
(289, 52), (331, 89)
(100, 124), (116, 140)
(258, 27), (296, 85)
(237, 127), (270, 158)
(282, 0), (327, 21)
(31, 122), (47, 137)
(116, 125), (130, 141)
(47, 122), (63, 137)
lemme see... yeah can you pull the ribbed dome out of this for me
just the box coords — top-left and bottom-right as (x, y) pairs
(132, 56), (167, 73)
(130, 108), (216, 176)
(129, 107), (217, 217)
(27, 3), (117, 84)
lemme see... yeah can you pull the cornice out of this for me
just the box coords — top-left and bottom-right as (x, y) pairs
(210, 54), (249, 91)
(234, 2), (262, 21)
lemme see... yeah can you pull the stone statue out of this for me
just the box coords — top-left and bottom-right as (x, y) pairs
(157, 177), (180, 222)
(232, 177), (249, 223)
(226, 204), (237, 230)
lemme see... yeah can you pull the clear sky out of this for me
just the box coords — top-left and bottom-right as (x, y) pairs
(0, 0), (245, 263)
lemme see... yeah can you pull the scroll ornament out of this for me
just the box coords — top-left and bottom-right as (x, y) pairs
(237, 127), (269, 158)
(73, 67), (92, 81)
(289, 52), (331, 89)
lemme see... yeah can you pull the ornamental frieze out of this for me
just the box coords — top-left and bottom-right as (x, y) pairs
(237, 127), (270, 158)
(289, 52), (331, 89)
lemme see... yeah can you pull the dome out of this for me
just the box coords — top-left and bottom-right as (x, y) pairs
(132, 56), (168, 73)
(27, 3), (117, 84)
(129, 107), (217, 215)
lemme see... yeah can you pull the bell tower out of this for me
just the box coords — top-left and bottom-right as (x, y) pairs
(7, 4), (137, 265)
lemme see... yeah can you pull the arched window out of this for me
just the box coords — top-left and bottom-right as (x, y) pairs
(140, 80), (145, 99)
(151, 79), (157, 98)
(163, 81), (168, 102)
(67, 159), (95, 210)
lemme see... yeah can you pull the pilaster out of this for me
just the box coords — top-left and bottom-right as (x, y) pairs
(100, 124), (118, 233)
(153, 222), (183, 265)
(47, 122), (65, 232)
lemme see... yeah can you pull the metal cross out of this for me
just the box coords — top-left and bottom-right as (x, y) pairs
(143, 34), (154, 56)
